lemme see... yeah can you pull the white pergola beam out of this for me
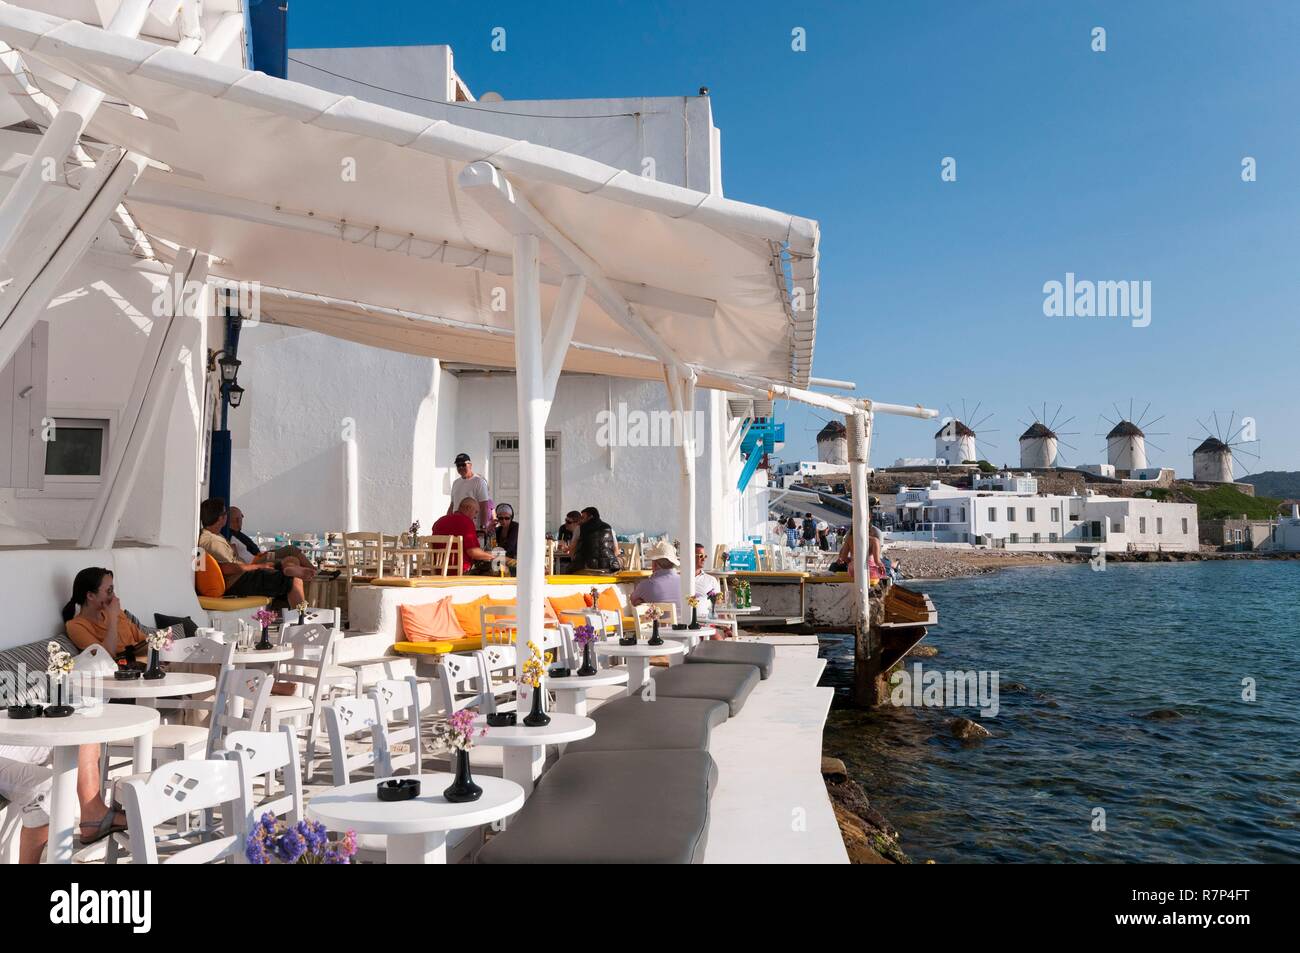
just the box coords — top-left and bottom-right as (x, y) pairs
(0, 149), (149, 371)
(124, 177), (718, 320)
(458, 161), (695, 378)
(0, 0), (152, 264)
(541, 274), (585, 403)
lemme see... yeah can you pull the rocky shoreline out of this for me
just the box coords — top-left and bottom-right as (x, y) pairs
(887, 545), (1300, 581)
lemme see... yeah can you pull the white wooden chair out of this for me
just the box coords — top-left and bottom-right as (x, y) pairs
(221, 726), (303, 827)
(207, 667), (275, 757)
(322, 695), (382, 786)
(103, 637), (236, 781)
(369, 676), (426, 777)
(420, 534), (463, 577)
(477, 644), (519, 714)
(430, 654), (503, 777)
(117, 760), (249, 864)
(480, 604), (516, 648)
(266, 623), (350, 778)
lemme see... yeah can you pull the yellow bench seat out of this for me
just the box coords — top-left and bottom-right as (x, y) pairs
(198, 596), (273, 611)
(392, 638), (483, 656)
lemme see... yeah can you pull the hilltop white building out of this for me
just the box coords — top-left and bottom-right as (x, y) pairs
(889, 472), (1199, 553)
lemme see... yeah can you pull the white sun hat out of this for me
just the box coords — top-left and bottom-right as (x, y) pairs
(643, 539), (680, 566)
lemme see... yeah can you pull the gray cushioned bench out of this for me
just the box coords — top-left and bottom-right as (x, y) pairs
(649, 662), (759, 716)
(687, 640), (775, 679)
(476, 748), (717, 864)
(564, 696), (727, 755)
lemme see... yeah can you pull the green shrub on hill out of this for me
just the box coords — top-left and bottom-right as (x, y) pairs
(1177, 484), (1282, 520)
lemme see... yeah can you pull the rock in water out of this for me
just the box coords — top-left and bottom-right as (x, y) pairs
(950, 717), (991, 740)
(1139, 708), (1183, 721)
(908, 644), (939, 658)
(821, 756), (848, 784)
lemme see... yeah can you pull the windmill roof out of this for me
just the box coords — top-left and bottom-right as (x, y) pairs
(1107, 421), (1145, 438)
(935, 420), (976, 438)
(816, 420), (847, 440)
(1020, 422), (1056, 440)
(1194, 437), (1229, 453)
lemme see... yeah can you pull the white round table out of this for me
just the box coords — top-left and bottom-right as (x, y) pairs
(307, 773), (524, 864)
(95, 671), (216, 700)
(0, 705), (159, 863)
(717, 605), (761, 616)
(231, 645), (293, 666)
(593, 638), (686, 691)
(472, 711), (595, 795)
(546, 668), (629, 716)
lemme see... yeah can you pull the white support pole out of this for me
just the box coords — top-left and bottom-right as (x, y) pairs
(540, 275), (585, 403)
(0, 150), (149, 371)
(680, 374), (697, 623)
(80, 248), (209, 549)
(512, 233), (547, 689)
(0, 0), (152, 264)
(846, 409), (874, 706)
(343, 437), (360, 532)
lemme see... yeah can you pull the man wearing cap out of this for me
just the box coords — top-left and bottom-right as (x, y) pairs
(629, 539), (682, 606)
(448, 453), (493, 534)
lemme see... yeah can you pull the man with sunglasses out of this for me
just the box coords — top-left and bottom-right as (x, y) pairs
(448, 452), (493, 535)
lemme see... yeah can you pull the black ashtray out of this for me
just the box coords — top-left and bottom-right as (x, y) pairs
(671, 623), (689, 630)
(549, 667), (571, 678)
(6, 704), (43, 719)
(486, 712), (516, 727)
(618, 637), (638, 647)
(114, 669), (142, 680)
(377, 778), (420, 802)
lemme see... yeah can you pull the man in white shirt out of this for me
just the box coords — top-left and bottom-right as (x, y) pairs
(693, 543), (721, 615)
(448, 453), (493, 534)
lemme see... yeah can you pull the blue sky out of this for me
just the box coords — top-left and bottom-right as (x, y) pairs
(290, 1), (1300, 475)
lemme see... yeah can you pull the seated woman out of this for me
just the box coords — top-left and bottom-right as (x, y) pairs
(62, 567), (148, 656)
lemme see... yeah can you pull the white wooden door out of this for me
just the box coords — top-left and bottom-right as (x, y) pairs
(490, 434), (560, 533)
(0, 321), (48, 489)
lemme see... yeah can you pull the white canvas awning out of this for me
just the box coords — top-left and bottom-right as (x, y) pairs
(0, 4), (819, 389)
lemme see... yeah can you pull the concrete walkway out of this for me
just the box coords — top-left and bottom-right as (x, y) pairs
(702, 640), (847, 863)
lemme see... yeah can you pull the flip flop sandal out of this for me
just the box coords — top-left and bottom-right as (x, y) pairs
(78, 811), (128, 845)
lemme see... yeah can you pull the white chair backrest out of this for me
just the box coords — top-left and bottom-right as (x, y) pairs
(323, 695), (381, 786)
(222, 725), (302, 826)
(207, 667), (274, 757)
(118, 759), (248, 864)
(279, 622), (338, 678)
(435, 653), (487, 717)
(478, 644), (520, 714)
(369, 676), (424, 777)
(480, 604), (516, 648)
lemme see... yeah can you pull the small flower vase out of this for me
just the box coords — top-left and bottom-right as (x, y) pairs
(442, 749), (483, 803)
(255, 623), (274, 651)
(577, 641), (598, 677)
(689, 605), (700, 630)
(46, 674), (74, 717)
(648, 617), (664, 646)
(523, 684), (551, 727)
(143, 647), (165, 680)
(297, 609), (307, 625)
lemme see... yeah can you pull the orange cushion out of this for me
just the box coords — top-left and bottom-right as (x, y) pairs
(398, 597), (466, 643)
(548, 592), (589, 621)
(596, 587), (622, 612)
(195, 552), (225, 598)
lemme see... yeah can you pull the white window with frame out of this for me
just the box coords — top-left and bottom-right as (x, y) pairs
(1113, 521), (1122, 533)
(1027, 507), (1036, 522)
(16, 409), (115, 500)
(1032, 532), (1041, 544)
(1139, 517), (1147, 534)
(1009, 533), (1019, 544)
(988, 507), (997, 522)
(1157, 517), (1163, 534)
(1182, 518), (1189, 535)
(1007, 507), (1016, 522)
(1049, 532), (1058, 543)
(1050, 506), (1060, 521)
